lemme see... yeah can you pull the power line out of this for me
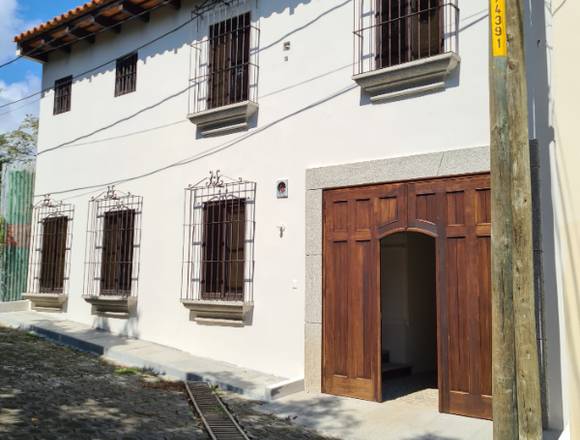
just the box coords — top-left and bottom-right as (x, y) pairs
(33, 84), (357, 198)
(0, 0), (188, 71)
(0, 0), (217, 111)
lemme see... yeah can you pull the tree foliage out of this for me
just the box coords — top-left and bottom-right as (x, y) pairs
(0, 115), (38, 164)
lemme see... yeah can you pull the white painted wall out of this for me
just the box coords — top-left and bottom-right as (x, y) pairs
(34, 0), (491, 379)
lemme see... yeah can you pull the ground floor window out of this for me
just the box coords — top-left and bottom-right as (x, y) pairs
(182, 171), (255, 304)
(202, 199), (246, 301)
(83, 187), (142, 298)
(28, 197), (74, 295)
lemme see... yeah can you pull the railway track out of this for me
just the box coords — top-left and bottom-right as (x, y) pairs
(184, 381), (250, 440)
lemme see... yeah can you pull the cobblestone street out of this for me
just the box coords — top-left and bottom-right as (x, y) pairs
(0, 327), (332, 440)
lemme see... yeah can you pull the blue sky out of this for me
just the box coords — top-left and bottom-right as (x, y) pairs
(0, 0), (82, 133)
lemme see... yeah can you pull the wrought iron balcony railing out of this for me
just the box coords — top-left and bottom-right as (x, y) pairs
(353, 0), (459, 76)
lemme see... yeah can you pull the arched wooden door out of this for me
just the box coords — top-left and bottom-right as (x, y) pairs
(322, 174), (492, 420)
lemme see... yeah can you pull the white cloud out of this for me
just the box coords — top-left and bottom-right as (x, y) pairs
(0, 0), (41, 133)
(0, 0), (40, 63)
(0, 74), (41, 134)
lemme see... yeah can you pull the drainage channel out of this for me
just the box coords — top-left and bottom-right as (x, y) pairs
(184, 381), (250, 440)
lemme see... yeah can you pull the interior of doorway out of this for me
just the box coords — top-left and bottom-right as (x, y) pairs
(380, 232), (437, 404)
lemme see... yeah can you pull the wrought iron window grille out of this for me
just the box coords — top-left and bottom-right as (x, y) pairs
(189, 2), (260, 115)
(353, 0), (459, 75)
(27, 195), (74, 295)
(115, 52), (138, 97)
(181, 170), (256, 304)
(83, 186), (142, 299)
(54, 75), (72, 115)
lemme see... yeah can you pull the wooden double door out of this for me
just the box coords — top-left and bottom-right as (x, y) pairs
(322, 174), (492, 419)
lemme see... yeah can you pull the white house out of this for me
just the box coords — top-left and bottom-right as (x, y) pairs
(13, 0), (573, 435)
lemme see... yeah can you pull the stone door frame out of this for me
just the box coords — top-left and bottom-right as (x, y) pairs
(304, 146), (491, 392)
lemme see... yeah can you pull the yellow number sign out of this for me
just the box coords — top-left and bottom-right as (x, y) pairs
(491, 0), (507, 57)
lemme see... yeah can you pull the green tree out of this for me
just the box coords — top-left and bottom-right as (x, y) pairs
(0, 114), (38, 165)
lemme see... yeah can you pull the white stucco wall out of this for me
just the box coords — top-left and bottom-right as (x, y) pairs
(34, 0), (491, 380)
(547, 0), (580, 437)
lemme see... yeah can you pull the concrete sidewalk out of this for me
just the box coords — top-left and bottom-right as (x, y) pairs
(0, 309), (301, 402)
(255, 389), (493, 440)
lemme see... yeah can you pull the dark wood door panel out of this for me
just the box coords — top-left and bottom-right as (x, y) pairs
(323, 188), (381, 401)
(322, 174), (492, 418)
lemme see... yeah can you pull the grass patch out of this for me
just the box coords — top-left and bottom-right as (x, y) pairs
(114, 367), (142, 376)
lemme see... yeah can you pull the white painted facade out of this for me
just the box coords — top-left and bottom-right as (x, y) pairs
(34, 0), (490, 381)
(25, 2), (576, 435)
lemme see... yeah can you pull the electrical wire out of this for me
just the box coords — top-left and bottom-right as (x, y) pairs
(0, 0), (216, 112)
(0, 0), (187, 71)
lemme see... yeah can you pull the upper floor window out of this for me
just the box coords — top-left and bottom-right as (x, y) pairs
(353, 0), (458, 75)
(188, 9), (260, 131)
(115, 52), (138, 97)
(53, 76), (72, 115)
(352, 0), (459, 100)
(376, 0), (442, 68)
(208, 12), (251, 109)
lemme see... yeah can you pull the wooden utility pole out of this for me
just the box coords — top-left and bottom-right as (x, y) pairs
(489, 0), (543, 438)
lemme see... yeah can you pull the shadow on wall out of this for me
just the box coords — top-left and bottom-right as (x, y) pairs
(38, 0), (353, 163)
(92, 309), (141, 339)
(524, 0), (564, 431)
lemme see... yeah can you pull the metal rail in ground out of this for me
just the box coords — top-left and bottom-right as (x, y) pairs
(184, 381), (250, 440)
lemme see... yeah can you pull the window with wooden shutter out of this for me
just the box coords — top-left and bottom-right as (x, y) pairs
(39, 216), (68, 293)
(208, 13), (251, 109)
(181, 172), (256, 305)
(28, 197), (74, 298)
(100, 209), (135, 295)
(201, 199), (246, 301)
(376, 0), (442, 69)
(54, 76), (72, 115)
(84, 187), (142, 300)
(115, 52), (138, 97)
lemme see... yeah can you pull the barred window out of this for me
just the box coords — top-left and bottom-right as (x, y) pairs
(208, 13), (251, 109)
(100, 209), (135, 295)
(354, 0), (457, 75)
(39, 216), (68, 293)
(28, 197), (74, 296)
(115, 52), (138, 97)
(202, 199), (246, 301)
(53, 76), (72, 115)
(84, 187), (142, 299)
(182, 171), (256, 304)
(377, 0), (442, 68)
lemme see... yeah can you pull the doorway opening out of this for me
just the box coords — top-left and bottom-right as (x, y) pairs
(380, 232), (437, 403)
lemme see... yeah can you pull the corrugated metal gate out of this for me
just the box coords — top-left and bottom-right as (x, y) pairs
(0, 162), (35, 302)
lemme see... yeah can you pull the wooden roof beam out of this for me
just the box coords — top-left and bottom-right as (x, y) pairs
(39, 36), (72, 54)
(68, 26), (96, 44)
(93, 15), (123, 34)
(121, 1), (150, 23)
(19, 43), (48, 62)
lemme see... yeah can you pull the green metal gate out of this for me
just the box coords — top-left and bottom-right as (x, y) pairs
(0, 162), (35, 302)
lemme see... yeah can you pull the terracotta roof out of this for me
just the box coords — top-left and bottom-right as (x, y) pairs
(14, 0), (117, 43)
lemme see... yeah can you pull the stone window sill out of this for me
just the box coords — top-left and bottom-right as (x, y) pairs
(352, 52), (460, 102)
(181, 299), (253, 326)
(187, 101), (258, 136)
(83, 295), (136, 316)
(22, 293), (67, 311)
